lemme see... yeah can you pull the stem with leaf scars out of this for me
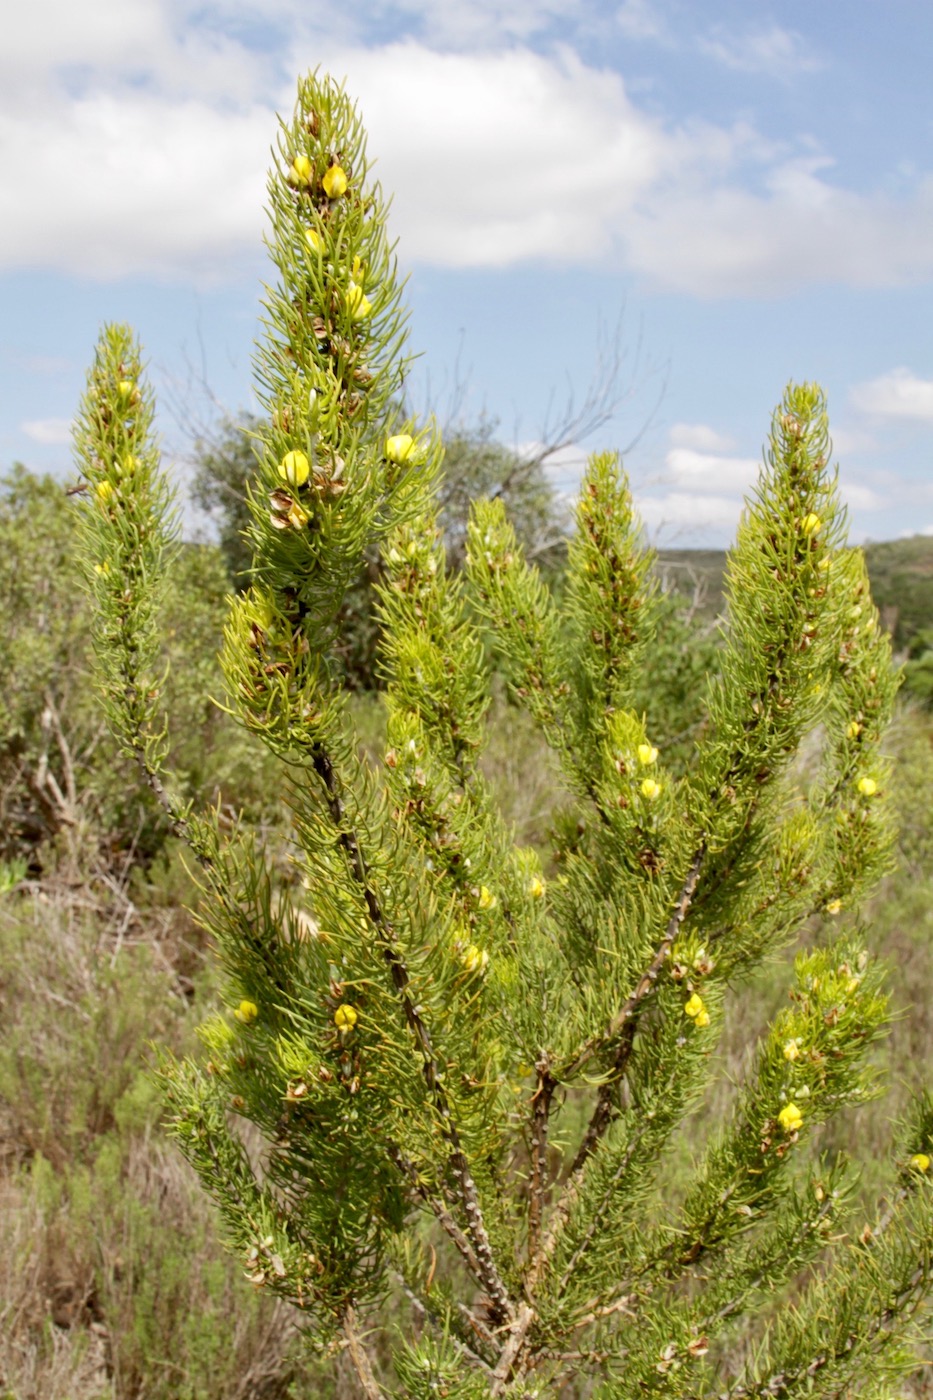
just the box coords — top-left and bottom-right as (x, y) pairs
(311, 744), (515, 1325)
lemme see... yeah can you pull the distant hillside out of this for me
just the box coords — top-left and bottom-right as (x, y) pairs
(656, 536), (933, 649)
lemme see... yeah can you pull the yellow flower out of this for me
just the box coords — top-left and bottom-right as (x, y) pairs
(778, 1102), (803, 1133)
(346, 283), (373, 319)
(93, 562), (110, 576)
(846, 720), (862, 740)
(385, 433), (415, 464)
(306, 228), (323, 253)
(117, 378), (139, 403)
(857, 776), (878, 798)
(334, 1003), (358, 1031)
(461, 944), (489, 974)
(825, 898), (843, 915)
(640, 777), (662, 801)
(637, 743), (658, 766)
(528, 875), (546, 898)
(478, 885), (497, 910)
(95, 480), (115, 505)
(287, 501), (309, 529)
(783, 1039), (801, 1061)
(322, 163), (348, 198)
(694, 1009), (710, 1028)
(118, 453), (137, 478)
(279, 450), (310, 488)
(290, 154), (312, 186)
(910, 1152), (931, 1173)
(234, 999), (258, 1024)
(684, 993), (704, 1019)
(801, 512), (822, 536)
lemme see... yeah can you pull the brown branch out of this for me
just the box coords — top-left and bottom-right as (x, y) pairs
(342, 1305), (384, 1400)
(527, 1058), (554, 1262)
(311, 744), (514, 1325)
(522, 849), (705, 1313)
(386, 1142), (484, 1285)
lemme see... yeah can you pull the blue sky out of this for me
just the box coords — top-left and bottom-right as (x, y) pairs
(2, 0), (932, 544)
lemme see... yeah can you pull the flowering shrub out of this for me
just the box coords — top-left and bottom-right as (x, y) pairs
(74, 73), (933, 1400)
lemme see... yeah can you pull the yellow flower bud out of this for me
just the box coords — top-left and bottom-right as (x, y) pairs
(910, 1152), (931, 1173)
(461, 944), (489, 974)
(801, 512), (822, 536)
(118, 453), (137, 478)
(528, 875), (546, 898)
(478, 885), (497, 910)
(783, 1039), (801, 1061)
(279, 451), (310, 488)
(290, 154), (313, 186)
(95, 479), (115, 505)
(117, 378), (138, 402)
(640, 777), (662, 801)
(825, 898), (842, 915)
(234, 999), (258, 1024)
(322, 163), (348, 198)
(346, 283), (373, 319)
(385, 433), (415, 464)
(334, 1003), (358, 1031)
(306, 228), (323, 253)
(857, 776), (878, 798)
(637, 743), (659, 766)
(778, 1102), (803, 1133)
(846, 720), (862, 740)
(684, 993), (704, 1018)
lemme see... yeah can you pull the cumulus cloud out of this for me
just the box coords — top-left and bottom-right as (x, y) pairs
(668, 422), (736, 452)
(2, 0), (933, 296)
(852, 368), (933, 422)
(21, 417), (73, 444)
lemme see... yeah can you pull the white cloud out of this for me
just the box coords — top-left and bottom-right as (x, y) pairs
(2, 3), (933, 297)
(664, 446), (759, 495)
(852, 368), (933, 423)
(668, 422), (735, 452)
(21, 417), (73, 444)
(637, 490), (744, 539)
(698, 24), (823, 78)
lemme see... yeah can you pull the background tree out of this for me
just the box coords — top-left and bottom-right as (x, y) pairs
(73, 73), (933, 1400)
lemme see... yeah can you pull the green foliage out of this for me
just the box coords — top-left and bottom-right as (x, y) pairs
(72, 71), (933, 1399)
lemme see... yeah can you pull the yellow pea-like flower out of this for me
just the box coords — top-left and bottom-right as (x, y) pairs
(96, 480), (115, 505)
(290, 154), (312, 186)
(347, 283), (373, 319)
(478, 885), (497, 910)
(910, 1152), (931, 1173)
(461, 944), (489, 974)
(778, 1102), (803, 1133)
(857, 777), (878, 798)
(801, 512), (822, 536)
(334, 1003), (358, 1031)
(528, 875), (546, 898)
(824, 898), (843, 915)
(279, 451), (310, 488)
(640, 777), (662, 801)
(783, 1039), (801, 1061)
(846, 721), (862, 740)
(234, 999), (258, 1024)
(385, 434), (415, 464)
(694, 1009), (710, 1028)
(322, 163), (348, 198)
(637, 743), (658, 766)
(684, 993), (704, 1019)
